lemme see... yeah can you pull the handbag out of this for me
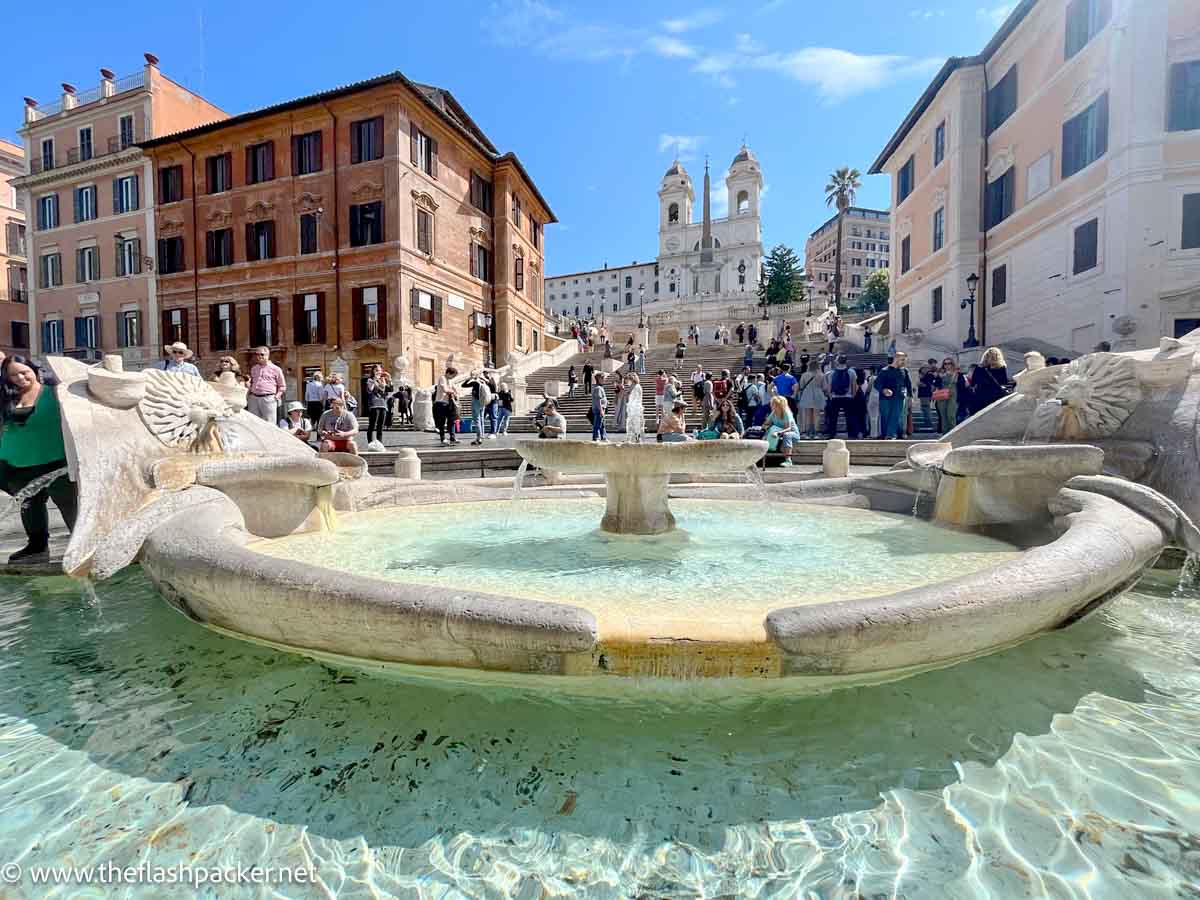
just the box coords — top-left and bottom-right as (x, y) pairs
(932, 388), (951, 402)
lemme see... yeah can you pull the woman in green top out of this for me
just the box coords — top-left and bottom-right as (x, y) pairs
(0, 356), (78, 562)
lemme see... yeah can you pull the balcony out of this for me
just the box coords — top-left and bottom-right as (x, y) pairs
(31, 127), (144, 176)
(7, 289), (28, 304)
(27, 69), (146, 121)
(6, 238), (24, 258)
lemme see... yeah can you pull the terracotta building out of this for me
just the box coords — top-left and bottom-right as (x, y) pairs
(870, 0), (1200, 355)
(804, 206), (891, 308)
(139, 70), (555, 399)
(14, 55), (227, 366)
(0, 140), (28, 354)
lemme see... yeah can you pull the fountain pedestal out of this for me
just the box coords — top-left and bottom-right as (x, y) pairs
(516, 439), (767, 534)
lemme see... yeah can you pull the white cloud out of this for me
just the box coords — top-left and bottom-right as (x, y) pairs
(710, 184), (729, 218)
(909, 8), (946, 18)
(977, 3), (1015, 28)
(647, 35), (697, 59)
(757, 0), (790, 13)
(751, 48), (944, 103)
(487, 0), (562, 45)
(727, 96), (740, 106)
(661, 9), (725, 33)
(658, 134), (705, 159)
(734, 33), (764, 54)
(538, 24), (640, 63)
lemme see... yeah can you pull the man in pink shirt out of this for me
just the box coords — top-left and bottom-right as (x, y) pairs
(247, 346), (287, 424)
(654, 369), (668, 425)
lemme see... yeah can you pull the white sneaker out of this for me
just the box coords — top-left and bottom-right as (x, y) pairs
(487, 434), (497, 440)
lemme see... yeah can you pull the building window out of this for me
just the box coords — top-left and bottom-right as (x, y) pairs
(6, 264), (27, 302)
(1169, 61), (1200, 132)
(1183, 193), (1200, 250)
(11, 321), (29, 349)
(516, 318), (524, 346)
(161, 308), (188, 345)
(416, 207), (433, 254)
(931, 286), (943, 323)
(206, 153), (232, 194)
(78, 126), (93, 162)
(350, 117), (383, 164)
(119, 114), (135, 150)
(900, 236), (911, 274)
(514, 255), (524, 291)
(5, 223), (25, 258)
(991, 264), (1008, 306)
(246, 141), (275, 185)
(1065, 0), (1110, 61)
(410, 124), (436, 176)
(75, 246), (100, 283)
(987, 65), (1018, 134)
(115, 236), (141, 276)
(252, 298), (277, 346)
(512, 193), (522, 226)
(530, 217), (541, 249)
(40, 139), (54, 172)
(159, 165), (184, 203)
(299, 213), (319, 255)
(37, 194), (58, 230)
(43, 319), (64, 353)
(245, 221), (276, 261)
(624, 276), (632, 289)
(353, 285), (387, 339)
(1073, 218), (1099, 274)
(901, 304), (911, 333)
(294, 292), (324, 344)
(117, 309), (140, 348)
(985, 167), (1015, 229)
(349, 201), (383, 247)
(210, 302), (236, 352)
(293, 131), (323, 175)
(157, 236), (185, 274)
(668, 202), (679, 224)
(932, 207), (945, 252)
(469, 310), (485, 341)
(205, 228), (234, 268)
(470, 172), (493, 215)
(851, 274), (862, 288)
(623, 292), (631, 306)
(933, 121), (946, 167)
(897, 156), (915, 204)
(38, 253), (61, 288)
(74, 185), (97, 223)
(113, 175), (139, 214)
(470, 243), (492, 281)
(1062, 93), (1108, 179)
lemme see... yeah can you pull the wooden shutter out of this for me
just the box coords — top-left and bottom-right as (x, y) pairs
(314, 133), (323, 172)
(266, 221), (276, 259)
(209, 303), (220, 350)
(410, 287), (420, 324)
(114, 238), (123, 277)
(205, 230), (215, 268)
(270, 298), (279, 345)
(245, 146), (255, 184)
(41, 321), (51, 352)
(409, 123), (419, 165)
(74, 317), (85, 348)
(349, 204), (361, 246)
(316, 292), (327, 344)
(245, 223), (256, 262)
(181, 307), (190, 345)
(292, 294), (305, 343)
(131, 238), (141, 274)
(372, 117), (384, 160)
(161, 309), (171, 344)
(469, 243), (476, 277)
(291, 136), (301, 176)
(376, 285), (388, 339)
(75, 248), (83, 283)
(116, 312), (125, 348)
(131, 174), (139, 210)
(350, 122), (361, 165)
(73, 188), (82, 223)
(352, 287), (364, 340)
(433, 294), (443, 330)
(429, 138), (438, 179)
(264, 143), (274, 181)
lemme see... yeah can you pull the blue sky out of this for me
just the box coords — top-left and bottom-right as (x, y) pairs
(3, 0), (1014, 275)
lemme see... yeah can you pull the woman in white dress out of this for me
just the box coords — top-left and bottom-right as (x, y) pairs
(624, 374), (645, 443)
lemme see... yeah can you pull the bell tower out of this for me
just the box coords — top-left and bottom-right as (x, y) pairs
(658, 160), (693, 257)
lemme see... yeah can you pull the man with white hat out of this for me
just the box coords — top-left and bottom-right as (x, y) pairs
(278, 401), (312, 443)
(158, 341), (200, 378)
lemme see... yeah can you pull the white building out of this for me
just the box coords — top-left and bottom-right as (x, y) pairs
(545, 146), (765, 320)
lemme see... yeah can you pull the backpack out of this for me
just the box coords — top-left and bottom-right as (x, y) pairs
(478, 379), (493, 406)
(831, 367), (851, 396)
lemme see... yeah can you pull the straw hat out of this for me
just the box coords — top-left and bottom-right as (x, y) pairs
(286, 401), (305, 413)
(164, 341), (193, 358)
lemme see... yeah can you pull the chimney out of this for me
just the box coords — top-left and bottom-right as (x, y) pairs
(61, 82), (77, 111)
(143, 52), (159, 88)
(23, 97), (39, 125)
(100, 68), (115, 98)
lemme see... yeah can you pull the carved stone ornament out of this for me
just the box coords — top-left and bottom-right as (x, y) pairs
(1065, 71), (1106, 118)
(206, 209), (232, 227)
(1034, 353), (1141, 440)
(138, 369), (234, 453)
(512, 243), (524, 258)
(351, 182), (383, 201)
(158, 218), (185, 236)
(469, 226), (490, 244)
(988, 145), (1017, 181)
(932, 186), (947, 208)
(246, 200), (275, 222)
(296, 192), (323, 212)
(410, 190), (438, 212)
(897, 217), (913, 237)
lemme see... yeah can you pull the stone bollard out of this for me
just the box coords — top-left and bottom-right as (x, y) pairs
(822, 439), (850, 478)
(393, 448), (421, 480)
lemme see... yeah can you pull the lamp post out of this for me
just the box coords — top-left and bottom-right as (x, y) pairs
(759, 263), (769, 321)
(960, 272), (981, 349)
(806, 273), (814, 318)
(637, 284), (645, 330)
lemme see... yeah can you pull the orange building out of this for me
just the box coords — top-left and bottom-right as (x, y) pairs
(0, 140), (28, 354)
(139, 70), (555, 399)
(14, 55), (226, 366)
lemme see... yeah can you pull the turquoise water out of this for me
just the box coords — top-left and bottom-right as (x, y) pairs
(0, 569), (1199, 896)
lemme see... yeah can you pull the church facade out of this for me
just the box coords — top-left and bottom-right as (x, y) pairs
(545, 146), (764, 321)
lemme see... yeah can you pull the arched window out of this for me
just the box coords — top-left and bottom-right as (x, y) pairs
(668, 203), (679, 224)
(736, 190), (750, 214)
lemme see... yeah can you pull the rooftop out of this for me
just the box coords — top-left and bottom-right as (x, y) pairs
(808, 207), (892, 239)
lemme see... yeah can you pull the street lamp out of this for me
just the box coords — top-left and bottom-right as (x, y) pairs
(806, 273), (814, 317)
(960, 272), (981, 349)
(638, 283), (645, 330)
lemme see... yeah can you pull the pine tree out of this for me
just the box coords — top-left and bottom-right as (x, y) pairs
(762, 244), (803, 305)
(858, 268), (890, 312)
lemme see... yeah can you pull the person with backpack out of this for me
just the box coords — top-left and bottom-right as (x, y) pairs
(582, 361), (594, 394)
(463, 369), (493, 446)
(822, 354), (858, 439)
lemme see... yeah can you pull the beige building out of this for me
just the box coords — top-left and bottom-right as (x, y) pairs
(870, 0), (1200, 355)
(804, 206), (891, 308)
(0, 140), (28, 354)
(14, 55), (226, 365)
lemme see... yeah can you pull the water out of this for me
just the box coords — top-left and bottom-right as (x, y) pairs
(251, 500), (1019, 626)
(742, 464), (768, 504)
(0, 568), (1198, 896)
(509, 459), (532, 524)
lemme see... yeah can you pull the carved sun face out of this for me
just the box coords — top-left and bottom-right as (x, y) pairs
(138, 369), (234, 451)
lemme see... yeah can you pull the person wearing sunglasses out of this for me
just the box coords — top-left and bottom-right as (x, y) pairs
(158, 342), (200, 378)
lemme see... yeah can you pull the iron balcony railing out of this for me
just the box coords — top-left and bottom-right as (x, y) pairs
(29, 69), (145, 120)
(33, 127), (143, 175)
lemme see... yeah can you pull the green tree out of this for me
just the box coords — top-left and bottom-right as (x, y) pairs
(857, 268), (890, 312)
(824, 166), (863, 310)
(762, 244), (804, 305)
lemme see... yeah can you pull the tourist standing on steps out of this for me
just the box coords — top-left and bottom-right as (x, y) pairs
(865, 368), (881, 438)
(395, 383), (413, 424)
(591, 373), (608, 442)
(795, 361), (826, 439)
(875, 353), (910, 439)
(567, 365), (577, 397)
(823, 354), (858, 439)
(918, 360), (938, 432)
(662, 374), (681, 420)
(637, 345), (647, 375)
(863, 324), (874, 353)
(674, 339), (686, 370)
(304, 371), (325, 425)
(971, 347), (1011, 411)
(364, 365), (390, 446)
(934, 358), (965, 434)
(317, 396), (359, 455)
(847, 368), (869, 439)
(0, 356), (78, 563)
(690, 365), (707, 415)
(582, 362), (594, 395)
(463, 370), (492, 446)
(654, 369), (668, 424)
(748, 321), (758, 349)
(492, 382), (513, 436)
(736, 322), (745, 344)
(432, 367), (459, 445)
(625, 374), (645, 443)
(247, 347), (287, 424)
(773, 363), (799, 420)
(700, 373), (717, 430)
(158, 341), (201, 378)
(612, 376), (627, 432)
(626, 346), (636, 375)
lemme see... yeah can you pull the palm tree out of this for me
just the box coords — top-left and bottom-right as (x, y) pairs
(824, 167), (862, 312)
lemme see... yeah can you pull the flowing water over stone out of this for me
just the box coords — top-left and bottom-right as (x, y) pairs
(0, 569), (1198, 896)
